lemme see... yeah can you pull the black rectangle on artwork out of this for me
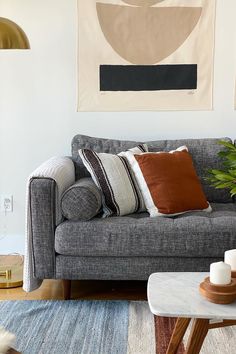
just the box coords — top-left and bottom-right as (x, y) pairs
(100, 64), (197, 91)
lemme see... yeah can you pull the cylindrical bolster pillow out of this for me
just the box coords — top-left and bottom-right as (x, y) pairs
(61, 178), (102, 221)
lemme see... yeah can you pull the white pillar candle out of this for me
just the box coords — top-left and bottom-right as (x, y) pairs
(210, 261), (231, 285)
(225, 249), (236, 271)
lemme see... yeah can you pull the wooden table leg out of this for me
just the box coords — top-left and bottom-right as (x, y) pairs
(166, 317), (191, 354)
(7, 349), (21, 354)
(185, 319), (209, 354)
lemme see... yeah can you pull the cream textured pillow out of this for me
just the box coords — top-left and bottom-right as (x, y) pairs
(122, 146), (211, 217)
(79, 144), (148, 217)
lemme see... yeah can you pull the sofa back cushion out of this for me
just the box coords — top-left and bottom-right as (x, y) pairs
(72, 135), (232, 203)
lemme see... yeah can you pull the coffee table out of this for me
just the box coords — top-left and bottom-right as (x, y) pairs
(148, 272), (236, 354)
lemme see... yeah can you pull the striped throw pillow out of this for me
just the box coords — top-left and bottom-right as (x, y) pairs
(79, 145), (148, 217)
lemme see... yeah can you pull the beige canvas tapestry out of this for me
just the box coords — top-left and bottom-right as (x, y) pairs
(77, 0), (215, 111)
(235, 81), (236, 110)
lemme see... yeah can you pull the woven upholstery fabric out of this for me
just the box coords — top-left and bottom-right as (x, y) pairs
(61, 178), (102, 221)
(55, 256), (221, 280)
(72, 135), (232, 202)
(55, 203), (236, 258)
(30, 179), (56, 279)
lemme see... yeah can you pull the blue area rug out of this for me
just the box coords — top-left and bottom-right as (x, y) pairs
(1, 300), (235, 354)
(0, 300), (155, 354)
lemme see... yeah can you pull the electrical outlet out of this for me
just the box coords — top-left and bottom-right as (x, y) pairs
(0, 195), (13, 212)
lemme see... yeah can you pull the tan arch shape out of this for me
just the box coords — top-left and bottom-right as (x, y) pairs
(96, 4), (202, 65)
(122, 0), (165, 6)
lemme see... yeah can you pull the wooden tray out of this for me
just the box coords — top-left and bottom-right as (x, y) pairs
(232, 271), (236, 278)
(199, 277), (236, 304)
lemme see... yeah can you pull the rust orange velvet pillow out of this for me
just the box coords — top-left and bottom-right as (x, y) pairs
(123, 146), (211, 217)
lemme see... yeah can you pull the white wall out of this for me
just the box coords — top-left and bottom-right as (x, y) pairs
(0, 0), (236, 254)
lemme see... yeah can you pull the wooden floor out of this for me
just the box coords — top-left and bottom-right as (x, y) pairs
(0, 279), (147, 301)
(0, 255), (147, 301)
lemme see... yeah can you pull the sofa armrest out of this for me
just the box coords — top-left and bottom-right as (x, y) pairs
(30, 178), (57, 278)
(24, 157), (75, 288)
(29, 156), (75, 224)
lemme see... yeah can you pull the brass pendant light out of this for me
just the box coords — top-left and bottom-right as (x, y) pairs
(0, 17), (30, 49)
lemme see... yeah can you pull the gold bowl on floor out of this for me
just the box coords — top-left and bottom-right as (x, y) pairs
(0, 255), (23, 289)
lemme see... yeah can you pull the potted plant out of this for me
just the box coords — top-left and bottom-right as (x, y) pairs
(207, 141), (236, 197)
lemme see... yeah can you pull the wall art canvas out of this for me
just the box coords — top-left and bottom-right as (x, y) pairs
(77, 0), (215, 111)
(235, 81), (236, 110)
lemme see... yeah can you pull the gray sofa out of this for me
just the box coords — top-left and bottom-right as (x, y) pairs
(30, 135), (236, 298)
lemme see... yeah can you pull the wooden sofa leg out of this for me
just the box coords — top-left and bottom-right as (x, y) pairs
(62, 280), (71, 300)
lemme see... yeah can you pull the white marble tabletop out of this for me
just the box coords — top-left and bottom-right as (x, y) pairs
(148, 272), (236, 320)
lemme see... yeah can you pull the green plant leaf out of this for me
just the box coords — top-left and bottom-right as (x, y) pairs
(228, 169), (236, 177)
(214, 182), (233, 189)
(225, 153), (236, 161)
(218, 140), (236, 151)
(223, 161), (236, 169)
(209, 169), (224, 175)
(214, 173), (235, 181)
(206, 141), (236, 197)
(218, 151), (230, 158)
(230, 187), (236, 196)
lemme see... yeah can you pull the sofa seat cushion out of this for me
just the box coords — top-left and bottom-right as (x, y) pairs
(55, 203), (236, 258)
